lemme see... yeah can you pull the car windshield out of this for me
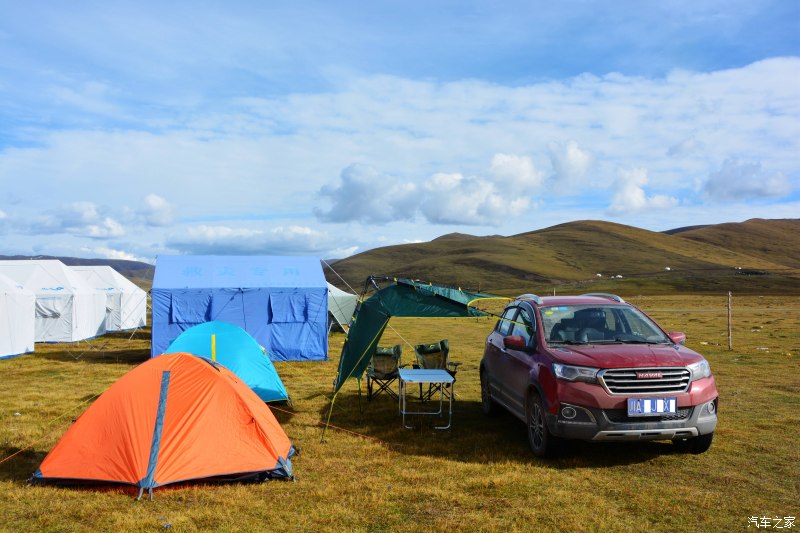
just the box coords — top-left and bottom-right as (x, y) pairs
(540, 304), (671, 345)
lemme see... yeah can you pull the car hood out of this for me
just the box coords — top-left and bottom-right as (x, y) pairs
(547, 343), (704, 368)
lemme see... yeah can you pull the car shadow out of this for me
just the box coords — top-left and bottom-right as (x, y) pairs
(318, 394), (685, 468)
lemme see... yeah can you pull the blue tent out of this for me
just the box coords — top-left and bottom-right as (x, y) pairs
(164, 321), (289, 403)
(151, 255), (328, 361)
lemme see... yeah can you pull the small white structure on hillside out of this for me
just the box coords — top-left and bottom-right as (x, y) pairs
(72, 266), (147, 331)
(0, 272), (35, 358)
(0, 260), (106, 342)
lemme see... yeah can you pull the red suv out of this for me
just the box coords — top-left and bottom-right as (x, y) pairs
(480, 293), (718, 457)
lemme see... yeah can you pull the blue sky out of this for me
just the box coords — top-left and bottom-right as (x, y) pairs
(1, 1), (798, 262)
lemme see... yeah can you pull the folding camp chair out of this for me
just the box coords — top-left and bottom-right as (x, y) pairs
(412, 339), (460, 401)
(366, 344), (403, 401)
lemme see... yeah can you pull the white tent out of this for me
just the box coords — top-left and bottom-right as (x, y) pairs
(72, 266), (147, 331)
(0, 260), (107, 342)
(0, 272), (35, 358)
(327, 282), (358, 332)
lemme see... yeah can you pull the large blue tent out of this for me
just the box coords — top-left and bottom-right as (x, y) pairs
(151, 255), (328, 361)
(164, 321), (289, 403)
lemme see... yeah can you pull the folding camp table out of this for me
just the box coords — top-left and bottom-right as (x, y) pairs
(398, 368), (454, 430)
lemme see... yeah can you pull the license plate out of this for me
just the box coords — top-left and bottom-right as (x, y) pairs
(627, 398), (677, 416)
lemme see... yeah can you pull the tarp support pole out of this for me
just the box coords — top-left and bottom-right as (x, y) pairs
(357, 378), (362, 414)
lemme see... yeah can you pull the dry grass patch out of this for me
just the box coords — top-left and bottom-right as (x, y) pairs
(1, 295), (798, 531)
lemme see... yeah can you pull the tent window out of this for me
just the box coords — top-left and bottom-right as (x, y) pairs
(269, 292), (308, 323)
(170, 291), (211, 324)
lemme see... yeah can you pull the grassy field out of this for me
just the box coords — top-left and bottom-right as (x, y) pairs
(1, 294), (798, 532)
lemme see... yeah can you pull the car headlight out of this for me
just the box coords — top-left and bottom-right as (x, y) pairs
(553, 363), (599, 383)
(688, 359), (711, 381)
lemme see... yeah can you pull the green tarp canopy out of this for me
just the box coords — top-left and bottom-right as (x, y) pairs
(332, 278), (496, 393)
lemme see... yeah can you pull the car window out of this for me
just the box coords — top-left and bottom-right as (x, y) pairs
(510, 307), (534, 345)
(496, 307), (517, 336)
(542, 304), (669, 344)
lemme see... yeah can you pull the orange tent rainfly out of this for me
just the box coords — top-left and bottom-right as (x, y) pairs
(33, 352), (295, 499)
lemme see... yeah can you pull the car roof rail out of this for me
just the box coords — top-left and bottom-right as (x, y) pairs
(515, 293), (543, 305)
(581, 292), (625, 303)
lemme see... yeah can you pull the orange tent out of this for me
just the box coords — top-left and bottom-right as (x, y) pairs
(33, 352), (294, 498)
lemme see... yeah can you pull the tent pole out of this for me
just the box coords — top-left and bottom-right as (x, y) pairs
(357, 378), (363, 414)
(321, 393), (338, 442)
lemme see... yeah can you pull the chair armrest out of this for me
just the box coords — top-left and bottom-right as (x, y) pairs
(446, 361), (461, 370)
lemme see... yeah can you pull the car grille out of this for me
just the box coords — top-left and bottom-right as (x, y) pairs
(604, 407), (693, 423)
(599, 367), (691, 394)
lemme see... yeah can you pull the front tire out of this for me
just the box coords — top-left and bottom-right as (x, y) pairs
(674, 432), (713, 454)
(526, 393), (560, 457)
(480, 369), (499, 416)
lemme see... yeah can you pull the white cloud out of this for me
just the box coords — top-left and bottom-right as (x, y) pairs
(547, 140), (593, 194)
(667, 136), (703, 157)
(0, 209), (7, 220)
(27, 202), (126, 239)
(0, 56), (798, 258)
(608, 168), (678, 215)
(315, 164), (418, 224)
(140, 194), (174, 227)
(86, 217), (125, 238)
(420, 172), (528, 225)
(704, 158), (792, 201)
(165, 224), (347, 256)
(490, 153), (545, 189)
(80, 246), (148, 262)
(317, 155), (537, 227)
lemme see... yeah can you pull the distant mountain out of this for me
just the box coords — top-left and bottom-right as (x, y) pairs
(0, 255), (155, 290)
(662, 224), (711, 235)
(326, 219), (800, 295)
(672, 218), (800, 269)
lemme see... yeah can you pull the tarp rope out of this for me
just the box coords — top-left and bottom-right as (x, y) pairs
(0, 391), (102, 468)
(321, 259), (359, 296)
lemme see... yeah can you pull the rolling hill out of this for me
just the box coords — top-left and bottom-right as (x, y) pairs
(326, 219), (800, 295)
(4, 218), (797, 296)
(669, 218), (800, 269)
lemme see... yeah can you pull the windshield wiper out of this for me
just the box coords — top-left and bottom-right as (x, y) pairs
(551, 339), (589, 345)
(613, 338), (669, 345)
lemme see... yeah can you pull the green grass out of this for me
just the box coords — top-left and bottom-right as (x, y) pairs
(1, 295), (798, 531)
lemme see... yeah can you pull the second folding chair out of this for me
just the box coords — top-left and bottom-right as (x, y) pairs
(413, 339), (460, 401)
(366, 344), (403, 401)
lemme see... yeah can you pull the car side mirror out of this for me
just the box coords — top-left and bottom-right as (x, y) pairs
(669, 332), (686, 345)
(504, 335), (534, 352)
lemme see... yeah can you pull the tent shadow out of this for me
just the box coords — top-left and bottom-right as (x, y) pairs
(102, 329), (151, 341)
(318, 395), (681, 469)
(268, 403), (297, 424)
(0, 446), (45, 483)
(37, 347), (151, 366)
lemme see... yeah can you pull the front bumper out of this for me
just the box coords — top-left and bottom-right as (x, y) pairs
(547, 397), (718, 442)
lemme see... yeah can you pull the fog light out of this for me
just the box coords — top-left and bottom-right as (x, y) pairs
(561, 406), (577, 419)
(707, 401), (716, 415)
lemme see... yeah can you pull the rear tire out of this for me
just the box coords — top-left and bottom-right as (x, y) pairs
(674, 432), (714, 454)
(480, 369), (499, 416)
(526, 393), (560, 457)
